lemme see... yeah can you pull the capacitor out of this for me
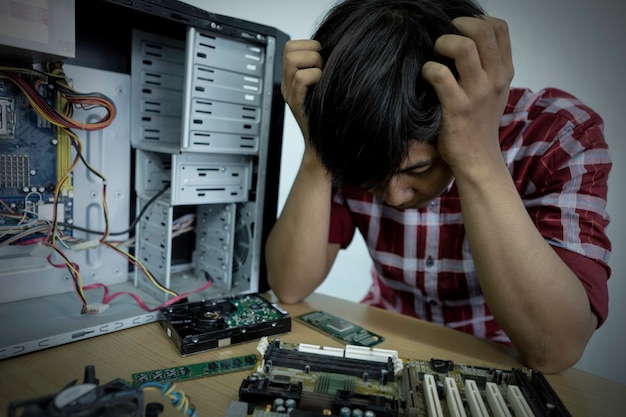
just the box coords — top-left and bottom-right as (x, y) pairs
(272, 398), (284, 410)
(493, 369), (503, 385)
(379, 369), (388, 385)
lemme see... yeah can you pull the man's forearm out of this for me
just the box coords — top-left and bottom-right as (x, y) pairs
(454, 160), (596, 373)
(265, 153), (336, 303)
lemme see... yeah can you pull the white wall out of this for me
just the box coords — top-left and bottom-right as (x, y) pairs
(182, 0), (626, 385)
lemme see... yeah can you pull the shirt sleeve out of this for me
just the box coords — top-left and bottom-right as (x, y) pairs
(517, 89), (612, 327)
(552, 247), (610, 327)
(329, 187), (356, 248)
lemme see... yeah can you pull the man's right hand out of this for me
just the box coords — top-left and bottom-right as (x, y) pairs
(281, 39), (323, 146)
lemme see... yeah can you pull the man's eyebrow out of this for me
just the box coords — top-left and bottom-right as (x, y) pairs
(398, 159), (434, 173)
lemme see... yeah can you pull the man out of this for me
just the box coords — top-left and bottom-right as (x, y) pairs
(265, 0), (611, 373)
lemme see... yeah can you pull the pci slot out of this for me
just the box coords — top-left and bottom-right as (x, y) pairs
(445, 377), (467, 417)
(464, 379), (489, 417)
(423, 374), (444, 417)
(507, 385), (535, 417)
(485, 382), (512, 417)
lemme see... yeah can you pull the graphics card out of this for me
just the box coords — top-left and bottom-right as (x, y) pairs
(159, 293), (291, 356)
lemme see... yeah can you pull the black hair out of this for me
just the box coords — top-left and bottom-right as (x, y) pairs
(304, 0), (485, 189)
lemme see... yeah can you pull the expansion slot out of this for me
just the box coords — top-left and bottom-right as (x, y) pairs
(423, 373), (444, 417)
(464, 379), (489, 417)
(444, 377), (466, 417)
(485, 382), (512, 417)
(507, 385), (535, 417)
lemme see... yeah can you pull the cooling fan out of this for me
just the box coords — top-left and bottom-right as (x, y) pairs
(8, 366), (146, 417)
(232, 202), (253, 277)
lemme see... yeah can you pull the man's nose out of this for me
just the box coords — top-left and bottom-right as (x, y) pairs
(383, 180), (413, 207)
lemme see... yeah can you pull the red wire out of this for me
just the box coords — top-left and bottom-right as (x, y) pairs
(83, 279), (213, 312)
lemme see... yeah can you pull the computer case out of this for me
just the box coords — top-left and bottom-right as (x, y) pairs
(0, 0), (289, 359)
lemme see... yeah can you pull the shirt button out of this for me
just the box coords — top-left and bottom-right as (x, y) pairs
(426, 256), (434, 267)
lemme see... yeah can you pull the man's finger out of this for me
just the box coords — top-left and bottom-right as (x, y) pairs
(452, 16), (512, 77)
(283, 67), (322, 105)
(282, 41), (322, 100)
(483, 16), (514, 78)
(421, 60), (466, 107)
(432, 32), (483, 82)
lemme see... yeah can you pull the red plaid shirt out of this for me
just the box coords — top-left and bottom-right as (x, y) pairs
(329, 87), (612, 344)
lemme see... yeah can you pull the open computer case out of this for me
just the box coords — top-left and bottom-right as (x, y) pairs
(0, 0), (289, 359)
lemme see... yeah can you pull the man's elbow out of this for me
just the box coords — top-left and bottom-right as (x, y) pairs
(273, 291), (305, 305)
(266, 274), (306, 305)
(523, 341), (586, 374)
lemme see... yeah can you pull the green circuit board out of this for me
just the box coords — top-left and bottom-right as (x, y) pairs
(296, 310), (385, 347)
(131, 353), (258, 385)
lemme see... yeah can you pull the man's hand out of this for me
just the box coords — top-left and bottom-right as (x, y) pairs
(422, 16), (514, 179)
(281, 39), (323, 145)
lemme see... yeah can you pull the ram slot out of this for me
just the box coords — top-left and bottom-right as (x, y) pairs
(530, 370), (572, 417)
(299, 343), (345, 357)
(444, 377), (467, 417)
(507, 385), (535, 417)
(423, 374), (444, 417)
(263, 344), (393, 380)
(485, 382), (512, 417)
(464, 379), (489, 417)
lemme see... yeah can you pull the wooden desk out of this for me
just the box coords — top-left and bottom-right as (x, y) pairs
(1, 292), (624, 416)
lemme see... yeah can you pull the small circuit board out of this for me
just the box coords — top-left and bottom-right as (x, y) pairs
(238, 337), (572, 417)
(296, 310), (385, 347)
(131, 353), (258, 385)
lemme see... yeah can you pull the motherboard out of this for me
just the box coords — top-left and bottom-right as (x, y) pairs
(0, 74), (73, 242)
(237, 338), (571, 417)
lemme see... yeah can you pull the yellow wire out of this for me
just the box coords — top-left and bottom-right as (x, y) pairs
(105, 242), (178, 298)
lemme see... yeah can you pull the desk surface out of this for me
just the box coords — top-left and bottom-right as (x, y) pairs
(1, 292), (624, 417)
